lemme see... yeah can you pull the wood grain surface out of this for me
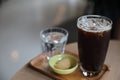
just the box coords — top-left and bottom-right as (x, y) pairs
(29, 52), (108, 80)
(12, 40), (120, 80)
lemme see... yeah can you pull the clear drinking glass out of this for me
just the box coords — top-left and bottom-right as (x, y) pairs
(40, 27), (68, 60)
(77, 15), (112, 77)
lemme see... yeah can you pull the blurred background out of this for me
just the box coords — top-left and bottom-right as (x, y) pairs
(0, 0), (120, 80)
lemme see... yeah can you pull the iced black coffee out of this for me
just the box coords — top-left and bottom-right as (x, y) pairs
(77, 15), (112, 77)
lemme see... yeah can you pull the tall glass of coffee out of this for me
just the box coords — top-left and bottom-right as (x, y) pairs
(77, 15), (112, 77)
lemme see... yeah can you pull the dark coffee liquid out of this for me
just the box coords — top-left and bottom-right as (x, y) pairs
(78, 28), (111, 72)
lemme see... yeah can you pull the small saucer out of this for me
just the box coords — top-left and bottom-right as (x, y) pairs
(48, 54), (78, 75)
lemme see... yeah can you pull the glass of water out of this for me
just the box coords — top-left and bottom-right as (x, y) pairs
(40, 27), (68, 60)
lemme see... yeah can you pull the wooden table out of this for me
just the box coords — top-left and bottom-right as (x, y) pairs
(12, 40), (120, 80)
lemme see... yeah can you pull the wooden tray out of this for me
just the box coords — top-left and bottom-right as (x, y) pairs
(29, 52), (109, 80)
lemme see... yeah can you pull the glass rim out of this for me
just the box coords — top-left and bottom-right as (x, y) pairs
(40, 27), (69, 38)
(77, 15), (112, 32)
(77, 15), (112, 26)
